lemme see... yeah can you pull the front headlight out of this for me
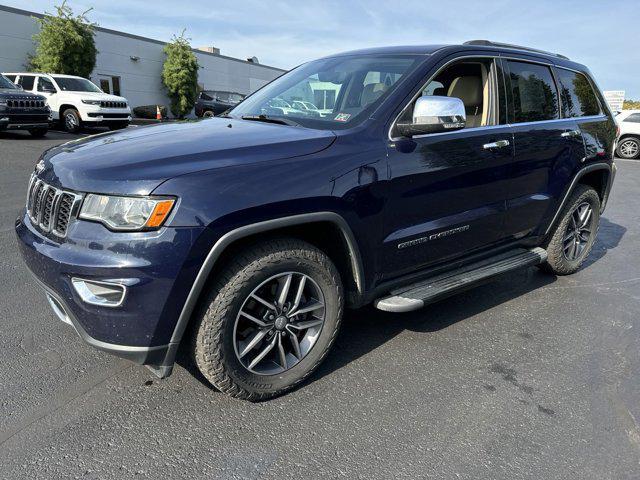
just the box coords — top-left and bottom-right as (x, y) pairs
(82, 99), (102, 105)
(79, 194), (175, 231)
(0, 100), (7, 110)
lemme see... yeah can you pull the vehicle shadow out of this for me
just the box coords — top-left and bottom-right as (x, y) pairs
(582, 216), (626, 268)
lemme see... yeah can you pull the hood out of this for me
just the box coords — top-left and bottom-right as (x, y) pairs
(0, 89), (45, 100)
(59, 91), (127, 102)
(40, 118), (336, 195)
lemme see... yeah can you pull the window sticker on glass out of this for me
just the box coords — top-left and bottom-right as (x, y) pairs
(334, 113), (351, 122)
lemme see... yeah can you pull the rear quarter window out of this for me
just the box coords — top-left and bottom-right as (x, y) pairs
(555, 68), (601, 117)
(507, 61), (559, 123)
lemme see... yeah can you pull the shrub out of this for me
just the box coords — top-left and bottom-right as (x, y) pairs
(161, 32), (199, 118)
(29, 1), (97, 78)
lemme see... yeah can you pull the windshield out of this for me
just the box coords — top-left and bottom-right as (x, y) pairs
(52, 76), (102, 93)
(229, 54), (421, 130)
(0, 75), (17, 89)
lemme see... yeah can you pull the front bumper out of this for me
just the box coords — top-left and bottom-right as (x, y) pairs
(79, 106), (131, 123)
(0, 112), (49, 129)
(15, 211), (206, 375)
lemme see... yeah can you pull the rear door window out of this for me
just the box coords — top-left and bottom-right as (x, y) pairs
(555, 68), (601, 117)
(507, 61), (559, 123)
(17, 75), (36, 91)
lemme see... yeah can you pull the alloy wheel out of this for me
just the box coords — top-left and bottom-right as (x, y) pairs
(65, 113), (77, 130)
(233, 272), (326, 375)
(563, 202), (593, 261)
(619, 139), (639, 158)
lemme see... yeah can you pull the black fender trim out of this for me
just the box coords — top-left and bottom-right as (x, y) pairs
(544, 162), (614, 236)
(159, 212), (366, 372)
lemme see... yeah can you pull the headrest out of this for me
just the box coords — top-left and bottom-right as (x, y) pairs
(432, 87), (446, 96)
(447, 76), (482, 107)
(361, 82), (388, 107)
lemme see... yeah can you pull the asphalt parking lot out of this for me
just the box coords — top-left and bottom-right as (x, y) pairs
(1, 128), (639, 479)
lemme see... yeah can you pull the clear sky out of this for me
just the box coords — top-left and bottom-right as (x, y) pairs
(6, 0), (639, 98)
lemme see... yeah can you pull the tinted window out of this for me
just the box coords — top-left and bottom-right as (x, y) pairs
(624, 113), (640, 123)
(507, 61), (559, 122)
(18, 75), (35, 90)
(555, 68), (601, 117)
(37, 76), (56, 92)
(4, 74), (17, 83)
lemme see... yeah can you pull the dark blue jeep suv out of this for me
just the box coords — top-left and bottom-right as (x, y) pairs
(16, 41), (616, 400)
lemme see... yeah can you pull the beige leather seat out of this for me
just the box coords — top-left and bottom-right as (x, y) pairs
(361, 82), (388, 107)
(447, 76), (483, 128)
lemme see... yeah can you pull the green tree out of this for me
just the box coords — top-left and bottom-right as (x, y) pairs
(161, 32), (199, 118)
(29, 1), (97, 78)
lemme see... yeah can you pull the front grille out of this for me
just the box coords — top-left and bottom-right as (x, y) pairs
(100, 101), (127, 109)
(6, 99), (46, 108)
(26, 176), (81, 238)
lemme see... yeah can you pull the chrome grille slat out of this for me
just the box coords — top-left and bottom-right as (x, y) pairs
(26, 175), (81, 238)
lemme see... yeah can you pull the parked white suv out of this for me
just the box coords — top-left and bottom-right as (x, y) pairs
(615, 110), (640, 159)
(3, 72), (131, 133)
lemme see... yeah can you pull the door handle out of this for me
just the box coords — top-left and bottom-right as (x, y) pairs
(561, 130), (581, 138)
(483, 139), (510, 150)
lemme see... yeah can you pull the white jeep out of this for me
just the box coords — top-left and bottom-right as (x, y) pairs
(3, 72), (131, 133)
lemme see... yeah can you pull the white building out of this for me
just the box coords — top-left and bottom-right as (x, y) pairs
(0, 4), (285, 115)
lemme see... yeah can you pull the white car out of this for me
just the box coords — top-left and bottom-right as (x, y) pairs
(3, 72), (131, 133)
(615, 110), (640, 159)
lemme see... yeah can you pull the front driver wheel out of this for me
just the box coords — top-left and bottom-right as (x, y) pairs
(61, 108), (81, 133)
(192, 238), (343, 401)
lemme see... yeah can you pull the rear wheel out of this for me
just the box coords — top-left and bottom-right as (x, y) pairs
(61, 108), (81, 133)
(540, 185), (600, 275)
(28, 127), (48, 138)
(616, 137), (640, 159)
(192, 238), (343, 401)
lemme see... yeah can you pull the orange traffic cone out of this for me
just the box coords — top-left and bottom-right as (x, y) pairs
(156, 105), (162, 121)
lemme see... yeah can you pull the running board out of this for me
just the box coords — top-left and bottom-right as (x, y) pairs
(374, 247), (547, 313)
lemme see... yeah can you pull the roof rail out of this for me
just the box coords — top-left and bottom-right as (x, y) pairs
(463, 40), (569, 60)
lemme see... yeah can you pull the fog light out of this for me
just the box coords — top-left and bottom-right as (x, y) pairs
(72, 278), (126, 307)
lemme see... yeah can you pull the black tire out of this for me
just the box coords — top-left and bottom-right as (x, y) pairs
(192, 238), (343, 401)
(28, 127), (48, 138)
(616, 136), (640, 159)
(202, 110), (215, 118)
(540, 185), (600, 275)
(61, 108), (81, 133)
(108, 121), (129, 131)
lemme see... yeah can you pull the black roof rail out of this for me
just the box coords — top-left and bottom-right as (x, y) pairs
(463, 40), (570, 60)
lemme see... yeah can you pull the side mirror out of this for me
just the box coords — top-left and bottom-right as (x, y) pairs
(16, 84), (23, 90)
(396, 96), (466, 137)
(42, 86), (56, 93)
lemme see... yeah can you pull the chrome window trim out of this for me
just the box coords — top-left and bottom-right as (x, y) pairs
(388, 53), (608, 142)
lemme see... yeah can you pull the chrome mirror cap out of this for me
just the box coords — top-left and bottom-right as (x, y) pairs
(397, 96), (466, 137)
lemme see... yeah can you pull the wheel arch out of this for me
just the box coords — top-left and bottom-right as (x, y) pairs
(544, 162), (614, 236)
(59, 104), (78, 117)
(167, 212), (365, 351)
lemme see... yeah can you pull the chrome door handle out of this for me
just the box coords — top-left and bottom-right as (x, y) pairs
(483, 139), (510, 150)
(561, 130), (581, 138)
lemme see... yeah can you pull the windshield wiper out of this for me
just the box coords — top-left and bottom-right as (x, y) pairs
(241, 114), (301, 127)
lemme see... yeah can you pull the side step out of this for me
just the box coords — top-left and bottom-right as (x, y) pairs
(374, 247), (547, 313)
